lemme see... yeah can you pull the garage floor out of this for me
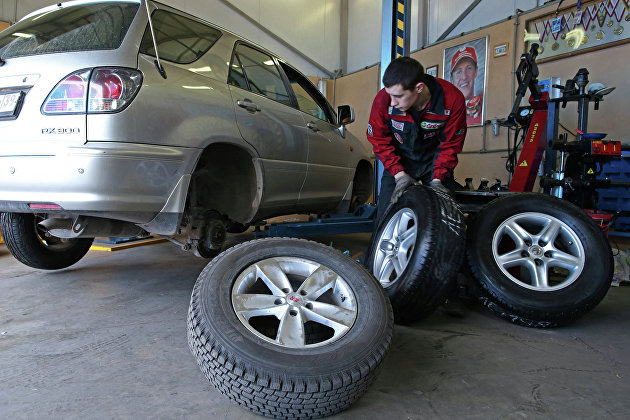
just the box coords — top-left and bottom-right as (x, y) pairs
(1, 231), (629, 419)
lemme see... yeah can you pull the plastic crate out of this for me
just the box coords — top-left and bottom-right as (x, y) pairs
(597, 153), (630, 230)
(612, 216), (630, 232)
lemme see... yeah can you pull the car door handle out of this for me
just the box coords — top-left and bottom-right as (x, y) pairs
(237, 100), (261, 113)
(306, 122), (320, 132)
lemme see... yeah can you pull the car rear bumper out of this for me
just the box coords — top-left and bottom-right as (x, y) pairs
(0, 142), (199, 226)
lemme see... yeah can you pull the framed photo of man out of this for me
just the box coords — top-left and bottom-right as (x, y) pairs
(443, 37), (487, 126)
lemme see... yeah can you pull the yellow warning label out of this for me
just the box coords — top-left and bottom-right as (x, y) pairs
(519, 160), (528, 167)
(587, 168), (594, 174)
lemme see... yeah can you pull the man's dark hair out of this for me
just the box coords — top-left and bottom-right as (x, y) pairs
(382, 57), (425, 90)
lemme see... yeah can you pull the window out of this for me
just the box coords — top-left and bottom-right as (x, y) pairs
(0, 2), (139, 59)
(280, 63), (332, 123)
(228, 44), (291, 106)
(139, 10), (221, 64)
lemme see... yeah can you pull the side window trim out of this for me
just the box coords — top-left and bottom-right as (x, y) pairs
(228, 41), (297, 108)
(279, 62), (335, 124)
(273, 57), (300, 109)
(228, 47), (251, 91)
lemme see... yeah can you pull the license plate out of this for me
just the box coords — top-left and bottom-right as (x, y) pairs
(0, 92), (21, 117)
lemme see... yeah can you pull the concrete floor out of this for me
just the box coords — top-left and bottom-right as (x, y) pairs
(1, 231), (629, 419)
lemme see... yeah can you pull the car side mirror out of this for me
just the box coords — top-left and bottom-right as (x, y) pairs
(337, 105), (355, 126)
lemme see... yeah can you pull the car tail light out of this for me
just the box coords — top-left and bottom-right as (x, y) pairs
(42, 70), (90, 114)
(43, 68), (142, 115)
(88, 68), (142, 113)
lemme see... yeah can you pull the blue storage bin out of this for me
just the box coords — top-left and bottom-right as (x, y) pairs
(596, 151), (630, 230)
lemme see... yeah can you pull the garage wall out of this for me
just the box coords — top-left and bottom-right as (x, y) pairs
(428, 0), (541, 44)
(335, 0), (630, 186)
(347, 0), (382, 74)
(334, 65), (380, 145)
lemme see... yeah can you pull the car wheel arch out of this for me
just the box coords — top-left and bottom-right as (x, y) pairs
(350, 159), (373, 210)
(186, 142), (262, 224)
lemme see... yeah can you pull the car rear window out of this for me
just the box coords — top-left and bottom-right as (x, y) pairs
(139, 10), (222, 64)
(0, 2), (140, 59)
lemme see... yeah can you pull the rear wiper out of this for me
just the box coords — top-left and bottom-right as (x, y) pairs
(0, 55), (5, 67)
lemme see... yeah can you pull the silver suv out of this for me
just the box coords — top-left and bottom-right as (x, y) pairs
(0, 0), (373, 269)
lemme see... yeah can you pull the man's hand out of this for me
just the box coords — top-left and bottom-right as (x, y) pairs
(429, 179), (451, 196)
(391, 173), (416, 204)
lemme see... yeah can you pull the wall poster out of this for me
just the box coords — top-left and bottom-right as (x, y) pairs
(527, 0), (630, 62)
(443, 37), (487, 126)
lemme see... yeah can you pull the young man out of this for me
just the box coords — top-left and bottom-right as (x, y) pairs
(367, 56), (467, 221)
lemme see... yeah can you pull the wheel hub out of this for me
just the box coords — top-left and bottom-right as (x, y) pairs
(380, 240), (400, 256)
(528, 244), (544, 257)
(286, 294), (304, 306)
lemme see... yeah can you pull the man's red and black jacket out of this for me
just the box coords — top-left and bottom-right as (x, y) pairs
(367, 75), (467, 182)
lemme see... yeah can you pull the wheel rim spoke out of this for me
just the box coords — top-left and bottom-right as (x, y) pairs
(377, 256), (395, 283)
(548, 250), (581, 271)
(276, 308), (305, 347)
(304, 302), (355, 332)
(496, 249), (529, 268)
(391, 256), (404, 277)
(395, 212), (413, 238)
(399, 229), (416, 254)
(504, 220), (531, 246)
(297, 265), (337, 300)
(530, 261), (549, 289)
(232, 294), (285, 319)
(539, 219), (561, 245)
(256, 259), (292, 295)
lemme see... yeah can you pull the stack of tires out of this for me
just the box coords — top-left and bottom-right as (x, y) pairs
(365, 188), (612, 328)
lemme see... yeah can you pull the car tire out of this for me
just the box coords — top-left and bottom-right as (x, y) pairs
(0, 212), (94, 270)
(466, 193), (613, 328)
(187, 237), (393, 419)
(364, 185), (466, 324)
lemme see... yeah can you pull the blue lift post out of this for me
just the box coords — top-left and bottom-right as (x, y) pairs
(253, 0), (410, 238)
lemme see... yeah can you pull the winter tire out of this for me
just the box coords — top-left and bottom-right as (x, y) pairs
(187, 238), (393, 419)
(365, 185), (466, 324)
(467, 193), (613, 328)
(0, 212), (93, 270)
